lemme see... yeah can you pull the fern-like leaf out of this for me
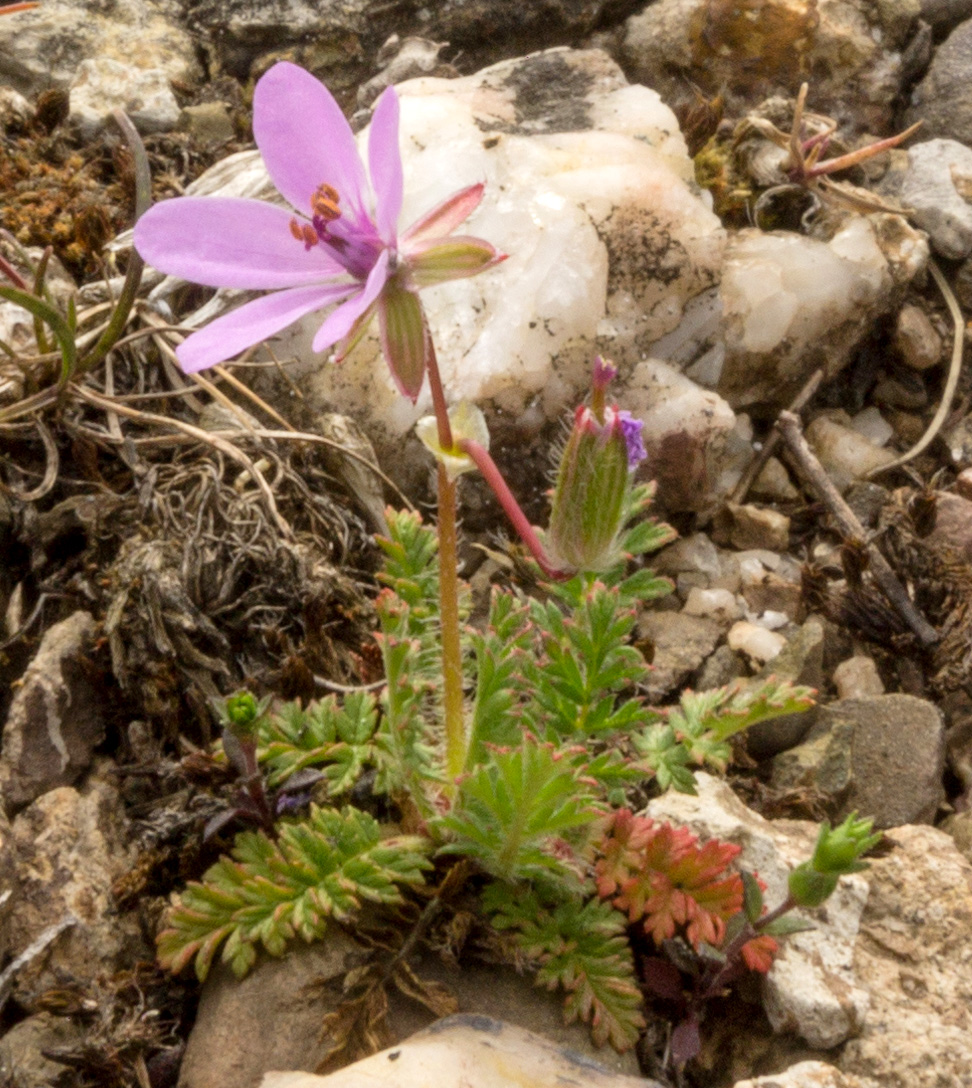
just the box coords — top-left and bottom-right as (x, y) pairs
(483, 884), (644, 1050)
(594, 809), (743, 950)
(254, 693), (379, 793)
(157, 805), (432, 981)
(435, 737), (603, 890)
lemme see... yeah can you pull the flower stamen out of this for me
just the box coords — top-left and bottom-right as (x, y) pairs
(289, 218), (319, 250)
(311, 183), (342, 223)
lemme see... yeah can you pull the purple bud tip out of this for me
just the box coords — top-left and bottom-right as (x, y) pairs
(592, 355), (617, 392)
(617, 410), (646, 469)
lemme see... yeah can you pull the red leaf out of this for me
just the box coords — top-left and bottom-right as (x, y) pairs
(740, 934), (779, 974)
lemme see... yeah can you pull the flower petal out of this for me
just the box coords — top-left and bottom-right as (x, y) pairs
(253, 61), (368, 219)
(134, 197), (345, 289)
(368, 87), (403, 245)
(378, 281), (428, 401)
(407, 235), (506, 286)
(311, 248), (390, 353)
(401, 183), (485, 246)
(176, 283), (353, 373)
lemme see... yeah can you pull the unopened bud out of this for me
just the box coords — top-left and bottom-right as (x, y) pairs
(546, 372), (646, 573)
(788, 813), (881, 908)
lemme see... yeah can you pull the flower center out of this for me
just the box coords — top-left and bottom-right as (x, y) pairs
(289, 183), (343, 251)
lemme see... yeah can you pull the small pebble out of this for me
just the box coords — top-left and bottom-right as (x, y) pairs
(850, 406), (893, 447)
(833, 655), (885, 698)
(893, 303), (943, 371)
(724, 503), (790, 552)
(727, 621), (786, 664)
(956, 467), (972, 500)
(683, 587), (741, 623)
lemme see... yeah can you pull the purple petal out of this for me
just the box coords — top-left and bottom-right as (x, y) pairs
(617, 410), (647, 469)
(378, 281), (427, 401)
(253, 62), (368, 220)
(176, 283), (353, 373)
(311, 249), (390, 353)
(401, 183), (485, 246)
(134, 197), (346, 289)
(368, 87), (403, 245)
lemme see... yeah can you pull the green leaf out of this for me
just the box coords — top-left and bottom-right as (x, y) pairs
(156, 805), (432, 981)
(761, 914), (817, 937)
(742, 871), (763, 923)
(483, 885), (644, 1051)
(435, 737), (602, 889)
(0, 285), (77, 385)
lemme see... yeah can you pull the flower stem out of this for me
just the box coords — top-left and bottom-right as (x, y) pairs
(436, 462), (466, 790)
(458, 438), (566, 580)
(425, 335), (453, 451)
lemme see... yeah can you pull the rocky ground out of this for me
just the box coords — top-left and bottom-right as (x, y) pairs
(2, 1), (972, 1087)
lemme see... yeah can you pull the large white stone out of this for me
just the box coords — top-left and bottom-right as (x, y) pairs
(271, 49), (724, 453)
(717, 219), (897, 409)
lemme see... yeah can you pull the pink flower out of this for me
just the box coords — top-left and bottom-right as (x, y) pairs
(134, 61), (504, 400)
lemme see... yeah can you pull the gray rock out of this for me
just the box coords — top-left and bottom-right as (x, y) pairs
(731, 1061), (879, 1088)
(179, 102), (237, 145)
(893, 302), (943, 371)
(622, 0), (922, 137)
(179, 935), (643, 1088)
(6, 773), (146, 1004)
(0, 1012), (86, 1088)
(718, 503), (790, 553)
(745, 618), (824, 759)
(188, 0), (639, 89)
(833, 656), (885, 699)
(0, 611), (104, 815)
(897, 139), (972, 259)
(771, 694), (945, 827)
(906, 18), (972, 146)
(0, 0), (198, 97)
(635, 611), (723, 701)
(919, 0), (972, 34)
(69, 56), (181, 136)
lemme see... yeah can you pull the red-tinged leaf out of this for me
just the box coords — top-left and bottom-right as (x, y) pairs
(740, 934), (779, 974)
(641, 956), (685, 1002)
(671, 1014), (701, 1066)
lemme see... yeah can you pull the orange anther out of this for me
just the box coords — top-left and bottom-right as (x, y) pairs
(312, 183), (342, 222)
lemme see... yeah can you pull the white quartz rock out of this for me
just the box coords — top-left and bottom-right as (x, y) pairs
(266, 49), (725, 453)
(717, 219), (898, 410)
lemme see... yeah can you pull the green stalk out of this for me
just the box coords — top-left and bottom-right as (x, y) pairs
(437, 462), (466, 792)
(76, 109), (151, 376)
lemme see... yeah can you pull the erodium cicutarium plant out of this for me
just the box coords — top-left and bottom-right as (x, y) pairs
(135, 64), (881, 1079)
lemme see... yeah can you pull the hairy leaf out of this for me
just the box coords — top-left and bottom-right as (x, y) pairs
(157, 805), (431, 981)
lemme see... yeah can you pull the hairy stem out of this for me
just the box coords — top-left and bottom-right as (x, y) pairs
(437, 463), (466, 791)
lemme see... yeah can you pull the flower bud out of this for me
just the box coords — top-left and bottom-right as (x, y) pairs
(788, 813), (881, 908)
(787, 862), (839, 908)
(810, 812), (881, 873)
(546, 361), (646, 573)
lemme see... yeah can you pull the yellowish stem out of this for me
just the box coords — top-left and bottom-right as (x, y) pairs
(436, 463), (466, 792)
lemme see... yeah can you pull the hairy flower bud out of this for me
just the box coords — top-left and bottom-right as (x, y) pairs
(788, 813), (881, 908)
(546, 360), (646, 573)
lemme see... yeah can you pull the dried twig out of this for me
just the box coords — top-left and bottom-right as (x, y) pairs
(777, 410), (939, 647)
(731, 368), (823, 503)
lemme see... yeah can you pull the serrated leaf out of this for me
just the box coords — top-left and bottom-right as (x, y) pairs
(157, 805), (431, 981)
